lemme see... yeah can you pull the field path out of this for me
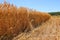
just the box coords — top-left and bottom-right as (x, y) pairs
(13, 16), (60, 40)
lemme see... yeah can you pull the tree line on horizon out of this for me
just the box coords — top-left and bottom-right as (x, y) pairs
(49, 12), (60, 15)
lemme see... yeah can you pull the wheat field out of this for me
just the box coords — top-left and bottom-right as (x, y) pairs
(0, 2), (51, 40)
(0, 1), (60, 40)
(13, 16), (60, 40)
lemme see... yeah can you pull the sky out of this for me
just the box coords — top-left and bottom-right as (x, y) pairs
(0, 0), (60, 12)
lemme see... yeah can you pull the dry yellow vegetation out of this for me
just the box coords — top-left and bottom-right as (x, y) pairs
(0, 2), (51, 40)
(13, 16), (60, 40)
(0, 1), (60, 40)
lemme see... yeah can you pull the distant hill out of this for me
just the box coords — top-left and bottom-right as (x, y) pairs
(49, 12), (60, 15)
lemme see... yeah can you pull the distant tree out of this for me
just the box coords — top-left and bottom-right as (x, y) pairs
(49, 12), (60, 15)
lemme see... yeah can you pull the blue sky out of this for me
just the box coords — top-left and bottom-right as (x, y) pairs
(0, 0), (60, 12)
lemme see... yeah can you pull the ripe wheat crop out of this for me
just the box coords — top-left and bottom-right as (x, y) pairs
(0, 2), (51, 40)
